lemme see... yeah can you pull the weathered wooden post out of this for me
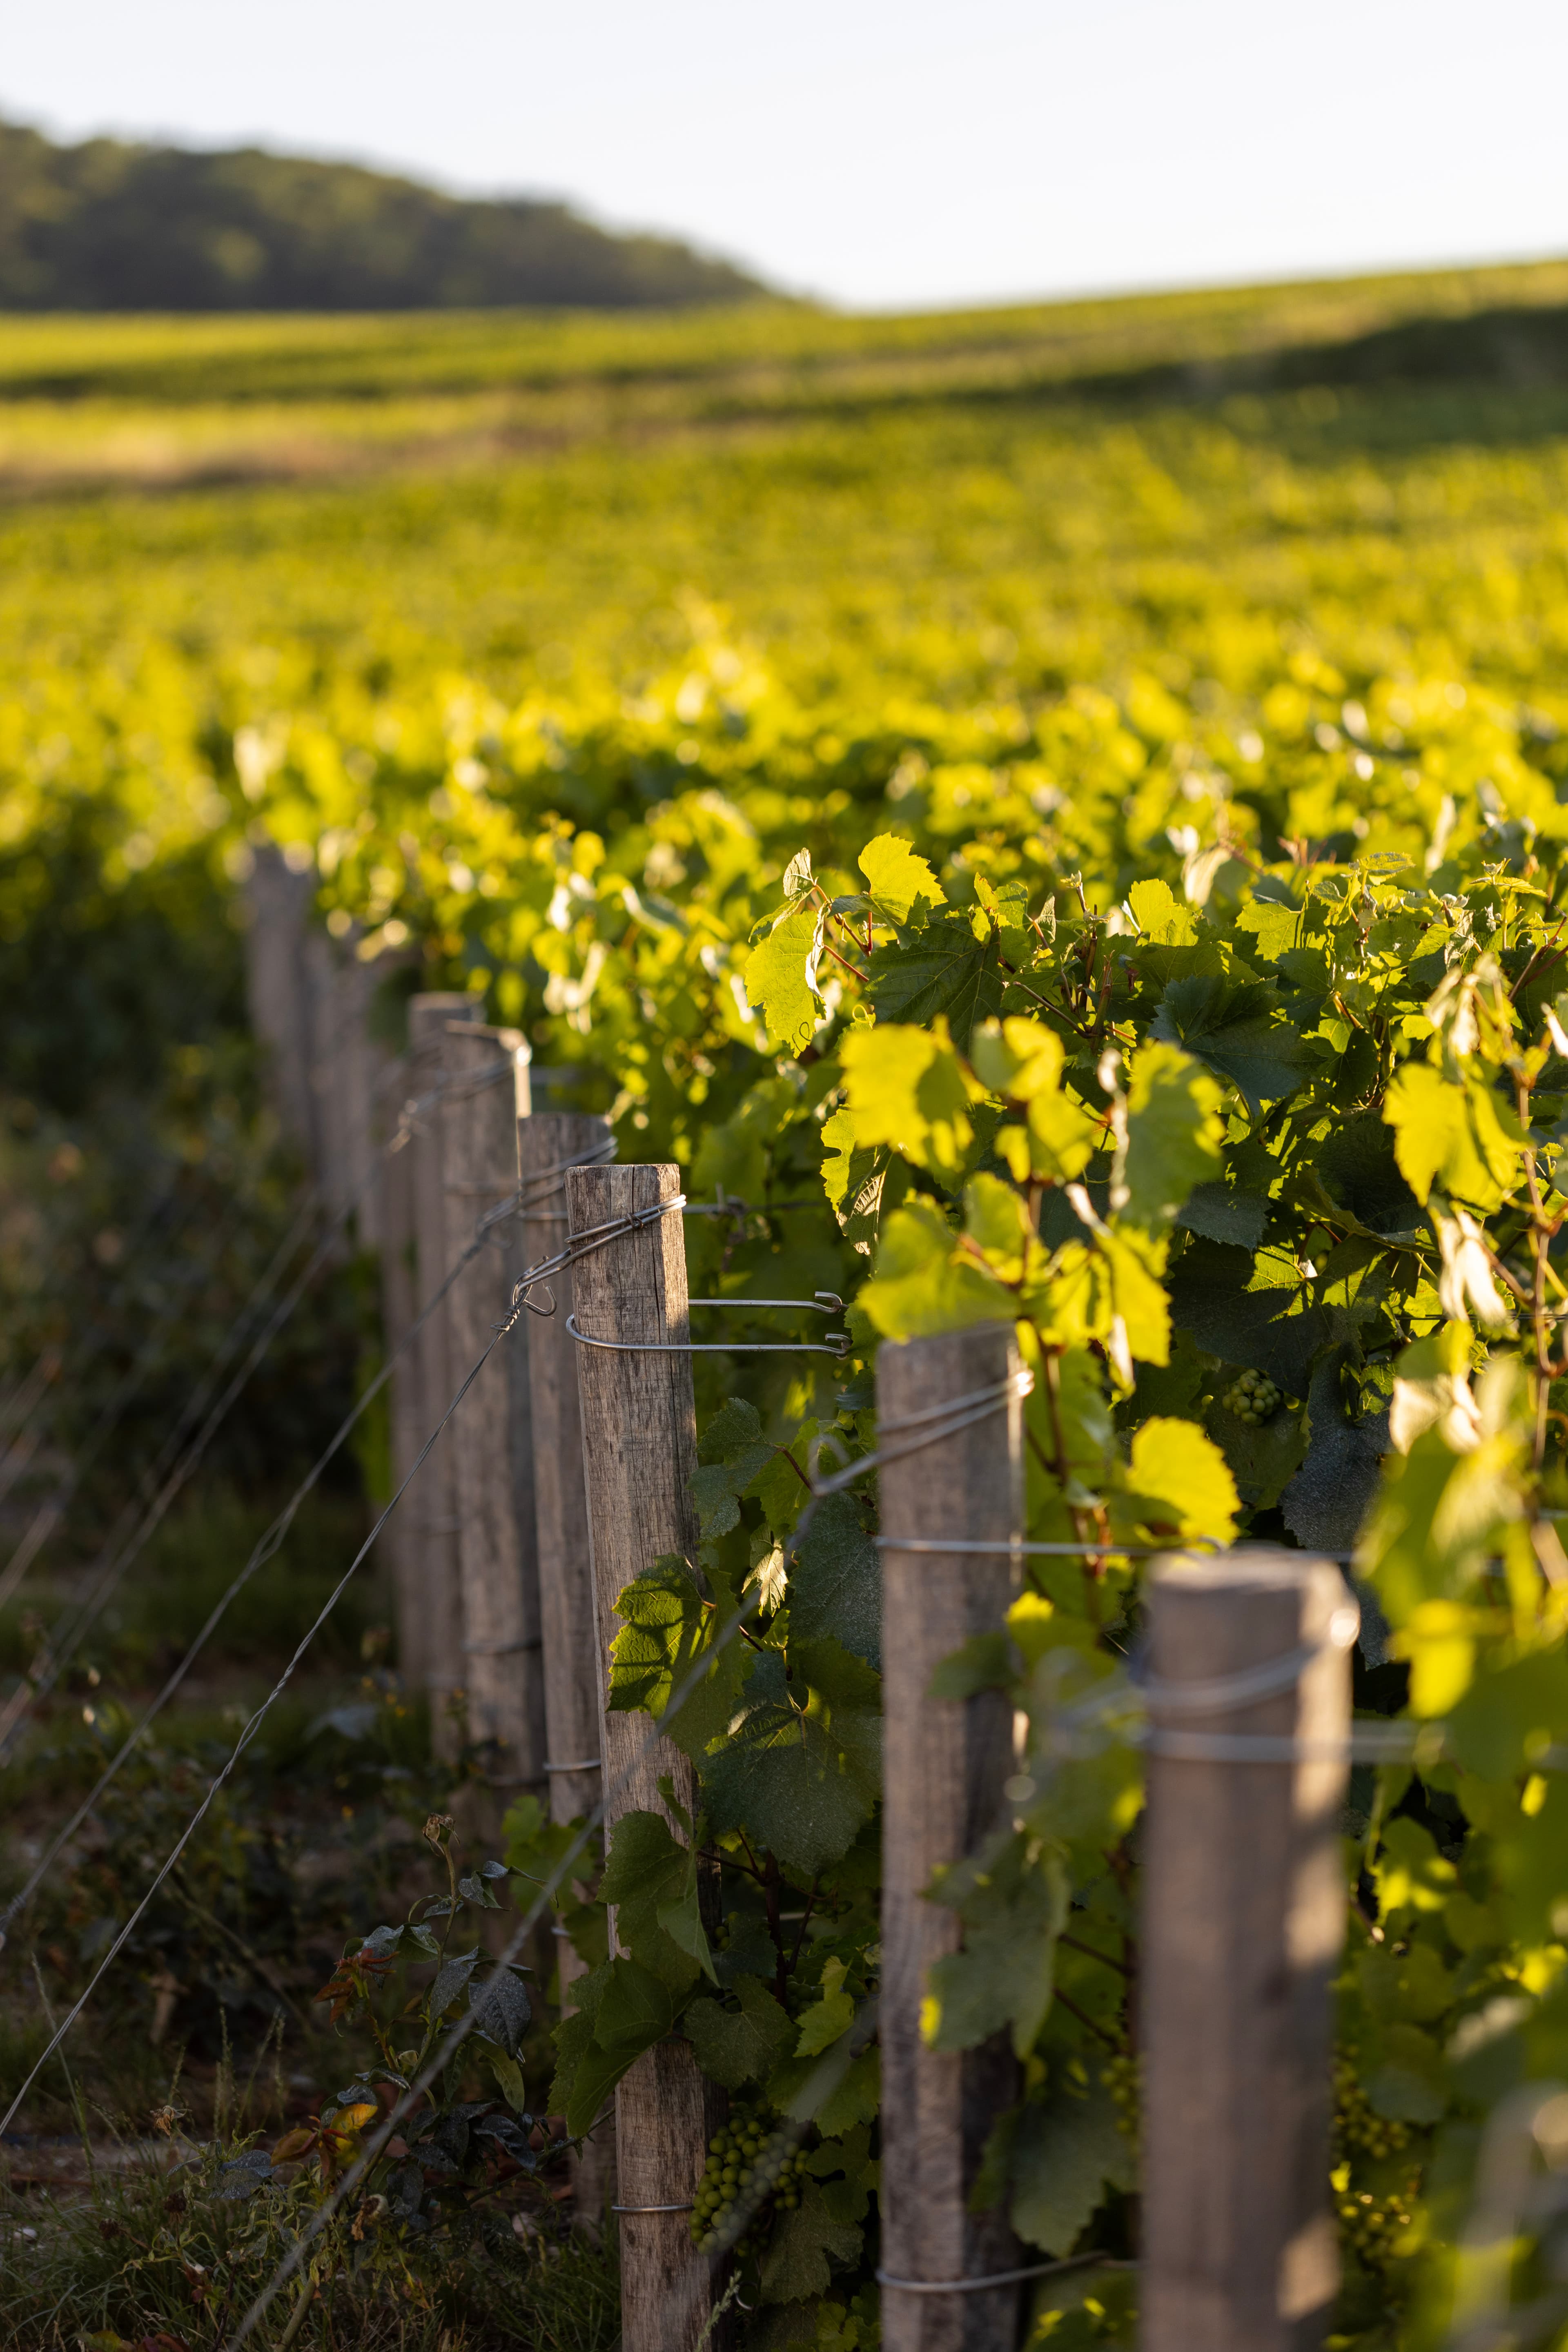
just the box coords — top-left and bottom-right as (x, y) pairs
(439, 1020), (543, 1787)
(406, 994), (483, 1757)
(375, 1054), (424, 1679)
(243, 843), (318, 1162)
(519, 1111), (615, 2226)
(565, 1162), (723, 2352)
(875, 1323), (1027, 2352)
(1142, 1550), (1355, 2352)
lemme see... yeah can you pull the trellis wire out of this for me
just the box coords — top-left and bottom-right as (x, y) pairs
(0, 1155), (192, 1460)
(0, 1177), (260, 1614)
(0, 1056), (524, 1758)
(0, 1192), (510, 1942)
(0, 1160), (666, 1944)
(0, 1259), (535, 2137)
(0, 1180), (330, 1755)
(0, 1187), (704, 2085)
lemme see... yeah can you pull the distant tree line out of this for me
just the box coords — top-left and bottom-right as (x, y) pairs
(0, 119), (766, 310)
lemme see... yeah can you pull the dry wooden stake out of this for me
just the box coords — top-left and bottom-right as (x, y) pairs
(565, 1162), (724, 2352)
(876, 1323), (1027, 2352)
(1141, 1549), (1353, 2352)
(406, 993), (482, 1758)
(439, 1019), (543, 1780)
(374, 1046), (423, 1678)
(519, 1109), (616, 2229)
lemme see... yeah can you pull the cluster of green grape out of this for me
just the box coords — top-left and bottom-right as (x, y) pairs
(1336, 2183), (1416, 2267)
(1222, 1369), (1281, 1424)
(1103, 2051), (1141, 2153)
(1333, 2057), (1411, 2163)
(689, 2102), (810, 2250)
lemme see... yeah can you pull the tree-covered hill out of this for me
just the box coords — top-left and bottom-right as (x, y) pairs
(0, 117), (767, 311)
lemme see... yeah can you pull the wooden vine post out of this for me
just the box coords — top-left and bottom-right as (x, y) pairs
(876, 1322), (1027, 2352)
(1141, 1550), (1354, 2352)
(518, 1111), (615, 2227)
(376, 1052), (423, 1679)
(439, 1019), (544, 1789)
(406, 993), (483, 1758)
(565, 1161), (723, 2352)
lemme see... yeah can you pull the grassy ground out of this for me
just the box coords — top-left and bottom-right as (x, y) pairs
(0, 1482), (618, 2348)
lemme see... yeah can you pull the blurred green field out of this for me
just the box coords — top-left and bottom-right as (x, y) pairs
(0, 254), (1566, 490)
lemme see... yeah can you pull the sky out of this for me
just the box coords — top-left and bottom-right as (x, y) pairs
(4, 0), (1566, 313)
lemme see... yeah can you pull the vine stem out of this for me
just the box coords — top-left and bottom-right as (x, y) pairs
(1052, 1986), (1120, 2051)
(1516, 1069), (1557, 1472)
(1058, 1931), (1131, 1980)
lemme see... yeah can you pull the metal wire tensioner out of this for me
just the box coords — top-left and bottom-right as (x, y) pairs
(567, 1290), (850, 1358)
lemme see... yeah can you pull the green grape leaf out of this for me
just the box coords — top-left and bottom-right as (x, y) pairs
(924, 1844), (1069, 2058)
(840, 1019), (975, 1184)
(683, 1973), (796, 2089)
(1174, 1180), (1270, 1250)
(1204, 1394), (1308, 1510)
(746, 896), (825, 1053)
(859, 1199), (1014, 1341)
(607, 1554), (753, 1757)
(821, 1102), (893, 1254)
(700, 1647), (881, 1877)
(592, 1956), (675, 2058)
(1448, 1648), (1568, 1781)
(1281, 1353), (1390, 1553)
(1362, 2020), (1449, 2125)
(757, 2179), (864, 2305)
(1385, 1060), (1521, 1211)
(1120, 1040), (1225, 1231)
(548, 2008), (597, 2121)
(746, 1441), (814, 1542)
(783, 848), (815, 899)
(787, 1491), (880, 1668)
(859, 834), (942, 922)
(1149, 973), (1307, 1120)
(969, 1016), (1065, 1102)
(868, 909), (1004, 1046)
(795, 1966), (856, 2057)
(1009, 2077), (1136, 2255)
(1167, 1236), (1329, 1397)
(811, 2047), (880, 2136)
(656, 1874), (718, 1983)
(1118, 1415), (1239, 1545)
(598, 1810), (688, 1912)
(562, 2034), (638, 2141)
(599, 1811), (713, 1989)
(699, 1396), (764, 1461)
(1127, 876), (1197, 944)
(1317, 1111), (1423, 1236)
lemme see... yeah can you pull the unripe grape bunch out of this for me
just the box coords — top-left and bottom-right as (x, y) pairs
(1222, 1368), (1281, 1424)
(1103, 2051), (1141, 2154)
(689, 2099), (811, 2250)
(1333, 2056), (1411, 2164)
(1336, 2183), (1416, 2267)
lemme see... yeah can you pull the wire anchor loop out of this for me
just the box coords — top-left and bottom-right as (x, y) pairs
(566, 1290), (850, 1358)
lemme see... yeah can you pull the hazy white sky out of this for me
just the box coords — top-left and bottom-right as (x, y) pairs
(3, 0), (1565, 311)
